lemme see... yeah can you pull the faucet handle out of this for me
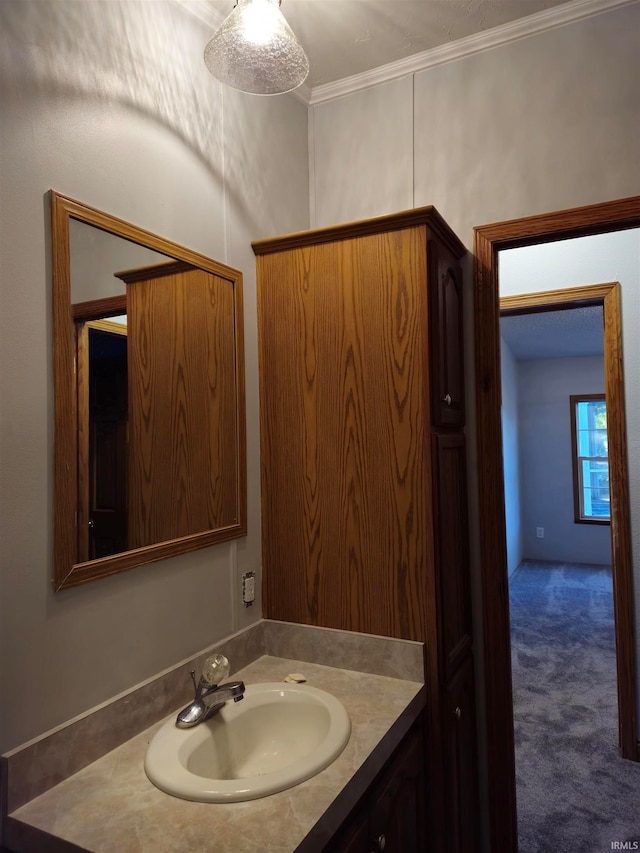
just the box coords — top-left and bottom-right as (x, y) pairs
(201, 653), (231, 687)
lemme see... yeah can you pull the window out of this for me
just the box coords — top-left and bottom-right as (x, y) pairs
(570, 395), (610, 523)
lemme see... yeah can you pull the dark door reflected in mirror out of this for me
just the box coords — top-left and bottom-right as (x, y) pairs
(82, 318), (128, 561)
(52, 191), (247, 590)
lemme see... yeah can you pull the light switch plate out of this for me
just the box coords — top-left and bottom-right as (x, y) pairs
(242, 571), (256, 607)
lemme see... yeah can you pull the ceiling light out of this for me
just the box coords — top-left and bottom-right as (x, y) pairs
(204, 0), (309, 96)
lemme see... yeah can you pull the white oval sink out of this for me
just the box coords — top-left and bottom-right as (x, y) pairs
(144, 682), (351, 802)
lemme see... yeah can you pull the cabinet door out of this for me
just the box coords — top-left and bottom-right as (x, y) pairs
(443, 656), (478, 853)
(368, 727), (427, 853)
(428, 239), (465, 428)
(330, 725), (427, 853)
(432, 433), (472, 681)
(330, 809), (371, 853)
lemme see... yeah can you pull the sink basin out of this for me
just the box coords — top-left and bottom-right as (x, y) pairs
(144, 682), (351, 802)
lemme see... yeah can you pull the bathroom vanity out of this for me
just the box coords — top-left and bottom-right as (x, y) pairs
(2, 625), (427, 852)
(1, 205), (478, 853)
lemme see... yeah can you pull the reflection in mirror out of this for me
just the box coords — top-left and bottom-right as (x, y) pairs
(52, 191), (246, 590)
(77, 315), (128, 561)
(70, 218), (171, 303)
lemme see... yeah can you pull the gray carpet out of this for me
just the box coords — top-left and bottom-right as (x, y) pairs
(510, 560), (640, 852)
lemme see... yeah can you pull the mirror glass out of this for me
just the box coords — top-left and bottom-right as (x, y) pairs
(51, 191), (247, 589)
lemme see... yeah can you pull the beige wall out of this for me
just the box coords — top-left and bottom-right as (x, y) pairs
(0, 0), (309, 753)
(310, 76), (415, 226)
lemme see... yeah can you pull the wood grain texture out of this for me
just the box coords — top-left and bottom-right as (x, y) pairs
(603, 283), (638, 760)
(475, 195), (640, 249)
(257, 226), (433, 641)
(500, 282), (617, 313)
(51, 191), (247, 590)
(252, 205), (466, 260)
(474, 195), (640, 853)
(51, 191), (78, 589)
(52, 192), (239, 280)
(126, 266), (237, 548)
(72, 294), (126, 322)
(257, 212), (476, 850)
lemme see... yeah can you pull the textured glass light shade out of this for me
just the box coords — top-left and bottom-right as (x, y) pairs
(204, 0), (309, 95)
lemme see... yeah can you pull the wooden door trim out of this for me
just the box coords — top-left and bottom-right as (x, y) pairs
(473, 196), (640, 853)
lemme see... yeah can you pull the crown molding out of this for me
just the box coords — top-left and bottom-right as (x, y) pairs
(307, 0), (638, 106)
(173, 0), (637, 107)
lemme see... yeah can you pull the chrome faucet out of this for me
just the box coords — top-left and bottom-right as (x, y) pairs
(176, 654), (245, 729)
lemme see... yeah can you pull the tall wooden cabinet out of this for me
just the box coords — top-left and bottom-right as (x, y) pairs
(253, 207), (478, 853)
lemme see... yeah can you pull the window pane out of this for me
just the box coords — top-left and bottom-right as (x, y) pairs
(577, 400), (606, 427)
(579, 459), (610, 519)
(574, 397), (609, 522)
(577, 427), (608, 456)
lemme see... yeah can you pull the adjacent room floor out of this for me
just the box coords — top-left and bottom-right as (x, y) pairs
(510, 560), (640, 852)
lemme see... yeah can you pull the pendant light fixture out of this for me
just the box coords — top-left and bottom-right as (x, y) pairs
(204, 0), (309, 96)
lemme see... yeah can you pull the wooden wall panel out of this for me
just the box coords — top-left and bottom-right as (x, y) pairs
(257, 226), (433, 640)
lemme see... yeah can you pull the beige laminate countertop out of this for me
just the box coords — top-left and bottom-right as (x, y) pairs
(8, 655), (425, 853)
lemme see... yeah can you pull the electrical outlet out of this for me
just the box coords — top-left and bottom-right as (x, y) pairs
(536, 527), (544, 539)
(242, 571), (255, 607)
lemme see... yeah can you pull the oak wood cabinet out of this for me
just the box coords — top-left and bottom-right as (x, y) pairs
(253, 206), (477, 853)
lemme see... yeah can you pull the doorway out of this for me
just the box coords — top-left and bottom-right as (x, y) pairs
(473, 196), (640, 852)
(500, 290), (628, 849)
(76, 317), (129, 562)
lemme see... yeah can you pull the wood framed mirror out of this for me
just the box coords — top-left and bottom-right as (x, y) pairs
(51, 191), (247, 590)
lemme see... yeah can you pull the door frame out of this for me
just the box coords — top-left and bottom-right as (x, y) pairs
(473, 196), (640, 852)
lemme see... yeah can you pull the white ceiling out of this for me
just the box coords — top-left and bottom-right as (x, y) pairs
(268, 0), (575, 87)
(183, 0), (617, 100)
(500, 306), (604, 361)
